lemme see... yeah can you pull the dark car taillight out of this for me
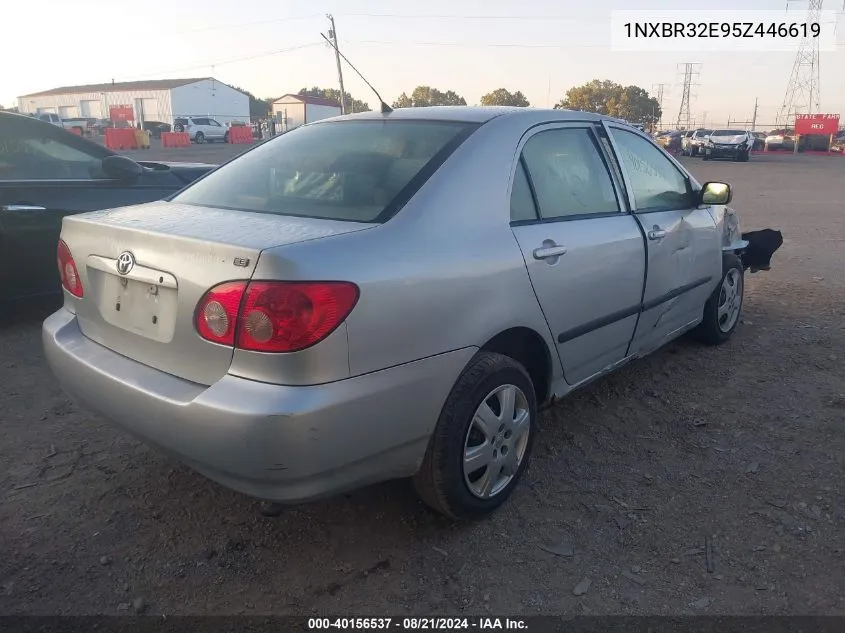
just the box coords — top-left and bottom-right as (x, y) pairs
(195, 281), (359, 353)
(57, 239), (83, 297)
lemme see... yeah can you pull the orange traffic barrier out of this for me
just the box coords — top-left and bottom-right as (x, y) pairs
(104, 128), (139, 150)
(161, 132), (191, 148)
(227, 125), (253, 144)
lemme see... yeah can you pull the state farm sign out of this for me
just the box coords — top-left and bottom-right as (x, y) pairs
(794, 113), (840, 135)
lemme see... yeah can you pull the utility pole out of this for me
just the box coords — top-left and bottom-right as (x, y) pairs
(702, 111), (708, 127)
(751, 97), (759, 131)
(326, 14), (347, 114)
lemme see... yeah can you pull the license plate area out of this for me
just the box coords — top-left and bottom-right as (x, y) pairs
(98, 275), (178, 343)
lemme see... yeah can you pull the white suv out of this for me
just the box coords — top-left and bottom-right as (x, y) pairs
(173, 116), (228, 144)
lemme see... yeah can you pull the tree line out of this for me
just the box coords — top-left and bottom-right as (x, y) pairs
(230, 80), (663, 129)
(3, 79), (661, 127)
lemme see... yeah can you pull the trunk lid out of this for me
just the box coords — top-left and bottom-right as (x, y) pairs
(62, 200), (374, 385)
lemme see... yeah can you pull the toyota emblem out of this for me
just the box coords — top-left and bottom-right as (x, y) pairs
(116, 251), (135, 276)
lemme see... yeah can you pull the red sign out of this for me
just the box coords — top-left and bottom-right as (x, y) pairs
(794, 113), (840, 135)
(109, 105), (134, 123)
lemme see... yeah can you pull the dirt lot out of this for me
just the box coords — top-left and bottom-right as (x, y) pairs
(1, 153), (843, 616)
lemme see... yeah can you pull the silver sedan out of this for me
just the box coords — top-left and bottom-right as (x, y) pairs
(43, 106), (764, 519)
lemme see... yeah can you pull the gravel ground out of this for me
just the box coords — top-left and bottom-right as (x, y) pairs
(1, 153), (843, 616)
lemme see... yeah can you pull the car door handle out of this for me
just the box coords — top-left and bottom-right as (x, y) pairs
(533, 245), (568, 260)
(1, 204), (47, 212)
(647, 228), (666, 240)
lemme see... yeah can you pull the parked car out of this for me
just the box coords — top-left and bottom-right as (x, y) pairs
(830, 131), (845, 153)
(703, 129), (753, 161)
(173, 116), (229, 143)
(57, 117), (90, 136)
(142, 120), (172, 139)
(682, 128), (713, 156)
(32, 113), (89, 136)
(43, 107), (779, 519)
(35, 112), (63, 127)
(0, 111), (216, 301)
(656, 131), (683, 152)
(765, 130), (795, 151)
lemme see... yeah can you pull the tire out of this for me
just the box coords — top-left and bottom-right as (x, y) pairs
(194, 132), (205, 144)
(739, 150), (750, 162)
(174, 123), (184, 132)
(413, 351), (537, 520)
(694, 253), (744, 345)
(223, 131), (230, 143)
(702, 153), (710, 161)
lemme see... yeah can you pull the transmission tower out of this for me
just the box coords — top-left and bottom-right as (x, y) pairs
(775, 0), (823, 126)
(675, 63), (701, 130)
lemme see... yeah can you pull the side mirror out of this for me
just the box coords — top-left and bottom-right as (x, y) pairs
(102, 154), (143, 180)
(699, 181), (732, 206)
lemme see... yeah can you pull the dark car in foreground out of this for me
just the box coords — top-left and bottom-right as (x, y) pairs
(0, 111), (216, 301)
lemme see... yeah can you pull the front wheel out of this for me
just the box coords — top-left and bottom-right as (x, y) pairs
(738, 150), (750, 162)
(413, 352), (537, 520)
(694, 253), (744, 345)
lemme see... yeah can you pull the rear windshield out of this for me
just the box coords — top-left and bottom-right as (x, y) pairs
(712, 130), (745, 136)
(173, 119), (476, 223)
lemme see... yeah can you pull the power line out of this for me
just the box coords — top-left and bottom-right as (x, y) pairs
(123, 42), (322, 79)
(163, 11), (608, 37)
(168, 13), (323, 35)
(339, 12), (608, 21)
(345, 39), (608, 49)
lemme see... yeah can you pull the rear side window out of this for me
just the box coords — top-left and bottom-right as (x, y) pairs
(173, 120), (476, 223)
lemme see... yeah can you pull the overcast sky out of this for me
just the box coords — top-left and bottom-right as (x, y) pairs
(3, 0), (844, 127)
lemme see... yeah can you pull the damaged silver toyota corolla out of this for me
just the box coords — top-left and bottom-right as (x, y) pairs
(43, 107), (782, 519)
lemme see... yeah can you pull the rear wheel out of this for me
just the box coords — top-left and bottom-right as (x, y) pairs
(413, 352), (536, 520)
(194, 132), (205, 144)
(694, 253), (744, 345)
(223, 131), (230, 143)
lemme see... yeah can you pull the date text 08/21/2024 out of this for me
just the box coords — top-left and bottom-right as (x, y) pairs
(307, 617), (529, 630)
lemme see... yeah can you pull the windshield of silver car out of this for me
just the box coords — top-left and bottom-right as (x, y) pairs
(172, 120), (476, 223)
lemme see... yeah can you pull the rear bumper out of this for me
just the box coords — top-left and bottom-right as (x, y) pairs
(43, 308), (476, 503)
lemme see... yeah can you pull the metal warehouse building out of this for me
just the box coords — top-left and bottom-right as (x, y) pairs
(271, 94), (342, 132)
(17, 78), (250, 128)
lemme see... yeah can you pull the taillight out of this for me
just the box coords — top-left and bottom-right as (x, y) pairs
(195, 281), (247, 346)
(57, 239), (83, 297)
(195, 281), (359, 353)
